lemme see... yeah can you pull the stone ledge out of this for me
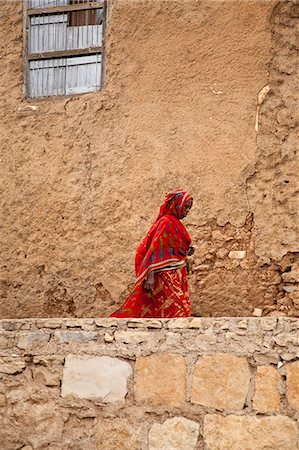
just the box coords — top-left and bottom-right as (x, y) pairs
(0, 317), (298, 332)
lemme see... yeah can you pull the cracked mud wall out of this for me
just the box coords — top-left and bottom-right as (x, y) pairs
(246, 0), (299, 316)
(247, 0), (299, 265)
(0, 0), (298, 318)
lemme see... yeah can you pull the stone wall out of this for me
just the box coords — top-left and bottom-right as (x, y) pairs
(1, 0), (298, 319)
(0, 317), (298, 449)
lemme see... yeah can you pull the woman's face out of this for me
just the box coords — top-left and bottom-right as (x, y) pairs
(180, 199), (193, 218)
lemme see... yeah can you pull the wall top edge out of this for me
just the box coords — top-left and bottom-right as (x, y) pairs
(0, 316), (298, 332)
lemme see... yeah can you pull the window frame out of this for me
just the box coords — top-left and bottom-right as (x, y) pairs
(23, 0), (107, 99)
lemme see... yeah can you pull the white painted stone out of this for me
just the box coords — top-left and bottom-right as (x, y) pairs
(61, 355), (132, 402)
(228, 250), (246, 259)
(149, 417), (200, 450)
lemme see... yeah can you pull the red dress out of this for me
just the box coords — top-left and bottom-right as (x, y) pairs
(110, 191), (192, 318)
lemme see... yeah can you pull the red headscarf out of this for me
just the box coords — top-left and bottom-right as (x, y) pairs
(134, 190), (192, 286)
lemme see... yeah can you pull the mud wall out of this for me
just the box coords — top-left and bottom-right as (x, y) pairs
(0, 0), (298, 318)
(0, 317), (298, 449)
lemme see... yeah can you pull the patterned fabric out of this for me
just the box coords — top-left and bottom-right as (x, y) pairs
(134, 190), (192, 287)
(111, 266), (191, 318)
(110, 190), (193, 318)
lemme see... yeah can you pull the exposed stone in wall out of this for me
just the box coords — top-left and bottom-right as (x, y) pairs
(191, 353), (251, 410)
(149, 417), (200, 450)
(186, 216), (287, 317)
(204, 415), (298, 450)
(135, 353), (186, 406)
(95, 418), (141, 450)
(246, 0), (299, 313)
(61, 355), (132, 401)
(285, 360), (299, 411)
(253, 365), (281, 412)
(0, 318), (298, 449)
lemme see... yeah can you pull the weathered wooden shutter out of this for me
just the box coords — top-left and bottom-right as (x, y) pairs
(27, 0), (104, 98)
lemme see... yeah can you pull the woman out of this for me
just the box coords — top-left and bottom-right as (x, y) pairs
(110, 190), (193, 318)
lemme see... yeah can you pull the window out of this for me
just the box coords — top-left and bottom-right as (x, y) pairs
(25, 0), (105, 98)
(68, 0), (103, 26)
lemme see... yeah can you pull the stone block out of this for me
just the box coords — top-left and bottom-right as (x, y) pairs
(190, 333), (217, 350)
(36, 319), (64, 329)
(280, 352), (296, 361)
(167, 318), (202, 329)
(95, 418), (140, 450)
(191, 353), (250, 410)
(81, 320), (96, 331)
(228, 250), (246, 259)
(17, 104), (38, 117)
(33, 355), (65, 365)
(165, 332), (182, 346)
(204, 415), (297, 450)
(127, 319), (162, 328)
(33, 367), (61, 386)
(0, 336), (9, 349)
(237, 319), (247, 329)
(253, 366), (281, 413)
(17, 401), (63, 448)
(0, 359), (26, 374)
(252, 308), (263, 317)
(135, 353), (186, 406)
(95, 318), (118, 327)
(61, 355), (132, 402)
(260, 318), (277, 331)
(2, 321), (18, 331)
(273, 333), (298, 346)
(149, 417), (200, 450)
(286, 360), (299, 411)
(54, 330), (97, 343)
(253, 353), (280, 364)
(114, 331), (152, 344)
(65, 319), (85, 328)
(20, 322), (31, 330)
(104, 332), (114, 342)
(17, 333), (50, 350)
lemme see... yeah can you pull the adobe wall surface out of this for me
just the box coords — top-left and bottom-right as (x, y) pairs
(0, 0), (298, 318)
(0, 317), (298, 449)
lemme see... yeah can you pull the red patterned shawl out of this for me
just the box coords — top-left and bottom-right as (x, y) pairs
(134, 191), (192, 286)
